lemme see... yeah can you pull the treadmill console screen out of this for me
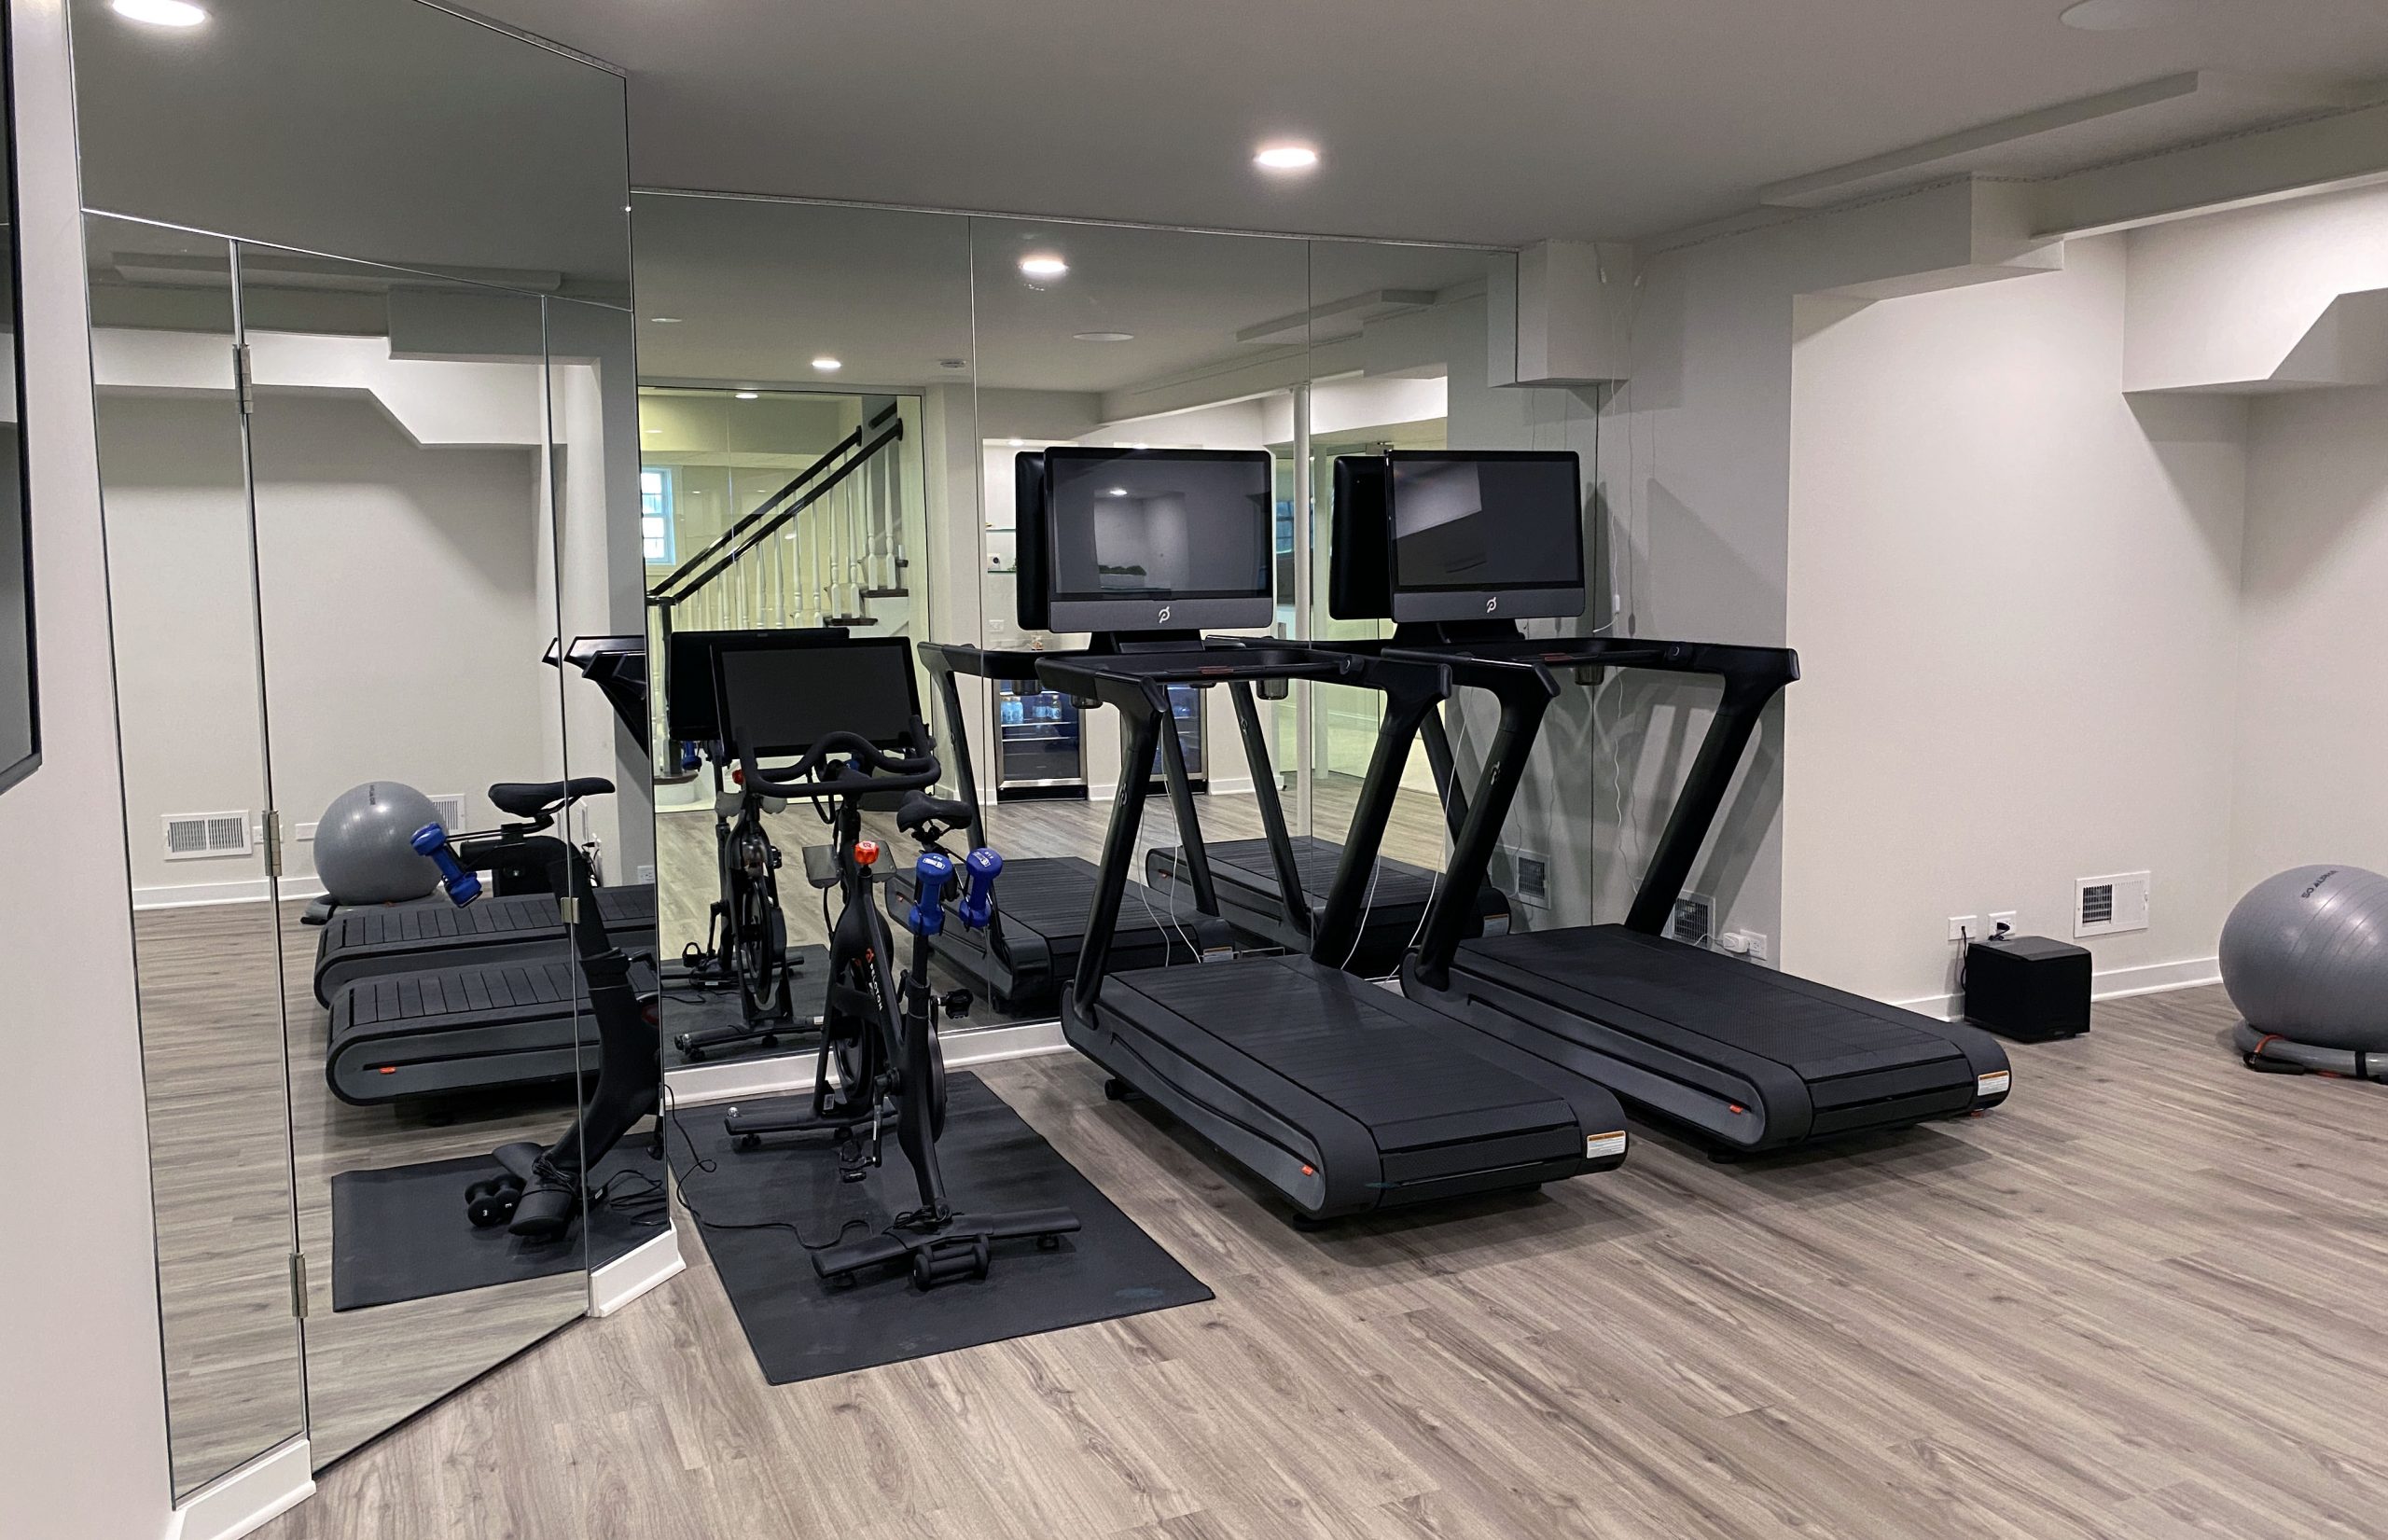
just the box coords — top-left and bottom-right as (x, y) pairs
(1023, 448), (1274, 632)
(712, 635), (921, 758)
(1385, 451), (1586, 623)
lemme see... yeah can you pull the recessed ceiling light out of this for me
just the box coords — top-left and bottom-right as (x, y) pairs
(734, 391), (760, 400)
(649, 315), (682, 325)
(2059, 0), (2197, 29)
(1131, 442), (1148, 450)
(1074, 331), (1135, 343)
(1255, 143), (1320, 172)
(113, 0), (207, 24)
(643, 427), (660, 435)
(812, 356), (842, 372)
(1019, 255), (1069, 279)
(1108, 487), (1129, 497)
(1007, 437), (1025, 448)
(938, 358), (967, 370)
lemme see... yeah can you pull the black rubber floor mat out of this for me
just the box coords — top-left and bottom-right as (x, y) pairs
(679, 1073), (1211, 1383)
(329, 1142), (666, 1311)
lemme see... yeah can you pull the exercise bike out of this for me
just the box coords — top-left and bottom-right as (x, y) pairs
(669, 751), (811, 1061)
(411, 779), (661, 1241)
(718, 728), (1082, 1289)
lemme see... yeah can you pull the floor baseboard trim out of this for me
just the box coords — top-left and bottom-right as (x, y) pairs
(590, 1228), (685, 1317)
(665, 1019), (1069, 1108)
(166, 1436), (313, 1540)
(134, 877), (328, 910)
(1898, 955), (2222, 1021)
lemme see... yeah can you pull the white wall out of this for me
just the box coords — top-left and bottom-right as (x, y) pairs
(1784, 237), (2247, 1007)
(0, 3), (177, 1535)
(2233, 383), (2388, 892)
(100, 387), (555, 898)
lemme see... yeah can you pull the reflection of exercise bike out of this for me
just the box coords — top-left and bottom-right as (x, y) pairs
(670, 758), (801, 1059)
(414, 779), (660, 1240)
(705, 638), (1081, 1288)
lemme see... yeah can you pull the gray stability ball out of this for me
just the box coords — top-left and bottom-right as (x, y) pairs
(2219, 865), (2388, 1050)
(313, 781), (442, 904)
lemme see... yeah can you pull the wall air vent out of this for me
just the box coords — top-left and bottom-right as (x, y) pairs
(1670, 893), (1715, 948)
(1509, 850), (1548, 905)
(2076, 871), (2150, 937)
(163, 812), (254, 861)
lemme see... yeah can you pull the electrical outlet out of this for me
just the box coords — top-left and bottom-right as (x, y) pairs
(1989, 910), (2018, 936)
(635, 864), (656, 884)
(1716, 930), (1769, 963)
(1741, 931), (1769, 964)
(1949, 915), (1979, 943)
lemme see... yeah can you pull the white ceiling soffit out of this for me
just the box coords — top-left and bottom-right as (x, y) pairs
(1235, 290), (1438, 344)
(1763, 71), (2368, 210)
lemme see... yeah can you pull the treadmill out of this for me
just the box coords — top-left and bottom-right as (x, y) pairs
(1029, 447), (1629, 1220)
(1138, 694), (1511, 975)
(310, 635), (657, 1003)
(881, 639), (1206, 1015)
(322, 636), (659, 1104)
(1328, 449), (2012, 1155)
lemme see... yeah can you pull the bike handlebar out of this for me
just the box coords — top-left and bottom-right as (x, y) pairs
(736, 730), (941, 799)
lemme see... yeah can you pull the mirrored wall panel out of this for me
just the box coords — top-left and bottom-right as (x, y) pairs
(71, 0), (632, 304)
(632, 196), (971, 1074)
(75, 0), (640, 1494)
(87, 214), (305, 1499)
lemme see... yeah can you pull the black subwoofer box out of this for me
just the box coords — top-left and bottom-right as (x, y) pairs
(1964, 935), (2091, 1041)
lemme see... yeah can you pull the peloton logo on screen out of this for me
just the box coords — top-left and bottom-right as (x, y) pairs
(1486, 596), (1500, 613)
(1157, 605), (1172, 623)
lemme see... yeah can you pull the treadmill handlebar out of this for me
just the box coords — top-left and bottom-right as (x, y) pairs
(410, 825), (484, 909)
(916, 639), (1049, 689)
(1034, 644), (1441, 716)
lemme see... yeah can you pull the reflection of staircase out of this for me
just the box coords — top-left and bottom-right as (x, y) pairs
(646, 402), (911, 635)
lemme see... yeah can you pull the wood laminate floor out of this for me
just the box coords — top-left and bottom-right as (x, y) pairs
(252, 982), (2388, 1540)
(143, 782), (1440, 1492)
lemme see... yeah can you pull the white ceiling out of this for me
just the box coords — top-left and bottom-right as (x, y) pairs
(630, 194), (1497, 394)
(474, 0), (2388, 245)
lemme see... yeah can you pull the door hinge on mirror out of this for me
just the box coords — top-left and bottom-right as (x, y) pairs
(235, 342), (257, 416)
(262, 810), (285, 878)
(557, 895), (580, 923)
(288, 1252), (309, 1319)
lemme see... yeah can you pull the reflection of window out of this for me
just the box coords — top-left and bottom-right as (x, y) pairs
(640, 467), (674, 563)
(1276, 499), (1295, 555)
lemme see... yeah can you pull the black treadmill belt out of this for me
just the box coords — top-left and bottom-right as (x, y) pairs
(314, 885), (657, 1001)
(891, 855), (1178, 948)
(1118, 957), (1574, 1147)
(1464, 925), (1966, 1078)
(1152, 836), (1444, 916)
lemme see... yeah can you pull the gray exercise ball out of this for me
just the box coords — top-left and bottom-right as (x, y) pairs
(2219, 865), (2388, 1050)
(313, 781), (442, 904)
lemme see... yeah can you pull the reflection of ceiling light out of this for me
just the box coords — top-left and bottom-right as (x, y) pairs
(735, 391), (760, 400)
(1108, 487), (1129, 497)
(1074, 331), (1134, 342)
(1008, 437), (1024, 448)
(1255, 143), (1320, 172)
(812, 356), (842, 372)
(1019, 255), (1069, 278)
(113, 0), (208, 24)
(649, 315), (682, 324)
(643, 428), (660, 435)
(1132, 442), (1148, 450)
(2059, 0), (2195, 27)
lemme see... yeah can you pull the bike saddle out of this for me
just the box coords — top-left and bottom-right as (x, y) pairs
(489, 777), (615, 818)
(897, 792), (974, 837)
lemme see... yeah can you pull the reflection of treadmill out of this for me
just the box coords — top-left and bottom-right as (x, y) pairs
(1142, 695), (1510, 974)
(321, 636), (658, 1103)
(882, 642), (1206, 1017)
(1030, 447), (1629, 1219)
(1334, 450), (2012, 1154)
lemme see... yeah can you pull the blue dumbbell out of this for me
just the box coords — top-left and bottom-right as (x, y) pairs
(909, 851), (954, 937)
(959, 847), (1003, 930)
(410, 825), (483, 908)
